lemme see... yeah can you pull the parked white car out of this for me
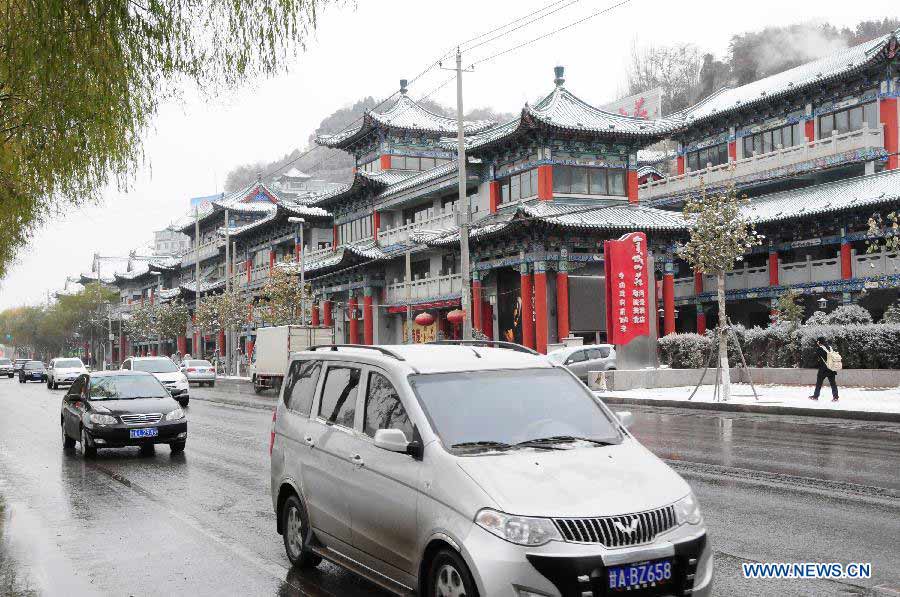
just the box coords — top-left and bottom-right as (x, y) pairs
(270, 342), (711, 597)
(47, 357), (88, 389)
(547, 343), (617, 382)
(122, 356), (190, 406)
(180, 359), (216, 387)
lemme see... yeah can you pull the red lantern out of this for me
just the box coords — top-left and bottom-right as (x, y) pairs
(414, 312), (434, 326)
(446, 309), (465, 325)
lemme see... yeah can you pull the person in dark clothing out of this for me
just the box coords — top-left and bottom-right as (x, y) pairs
(809, 336), (839, 402)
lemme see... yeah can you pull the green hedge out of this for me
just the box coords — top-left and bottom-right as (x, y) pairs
(658, 324), (900, 369)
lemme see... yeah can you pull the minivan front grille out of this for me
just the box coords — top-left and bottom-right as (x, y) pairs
(554, 505), (677, 547)
(120, 413), (163, 425)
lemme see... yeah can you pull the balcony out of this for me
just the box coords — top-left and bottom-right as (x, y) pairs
(181, 239), (223, 267)
(377, 211), (458, 247)
(853, 249), (900, 276)
(384, 273), (462, 304)
(640, 125), (885, 201)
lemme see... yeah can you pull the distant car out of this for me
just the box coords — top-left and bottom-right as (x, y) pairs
(547, 344), (617, 382)
(19, 360), (47, 383)
(121, 356), (190, 406)
(180, 359), (216, 387)
(0, 358), (13, 378)
(12, 359), (29, 375)
(47, 357), (88, 389)
(60, 370), (187, 457)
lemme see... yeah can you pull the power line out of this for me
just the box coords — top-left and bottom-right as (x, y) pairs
(456, 0), (583, 53)
(470, 0), (631, 68)
(461, 0), (586, 55)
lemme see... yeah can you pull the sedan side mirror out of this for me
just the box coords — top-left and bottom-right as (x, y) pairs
(615, 410), (634, 429)
(374, 428), (410, 453)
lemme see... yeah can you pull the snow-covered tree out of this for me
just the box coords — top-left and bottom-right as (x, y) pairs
(153, 299), (190, 342)
(866, 211), (899, 262)
(258, 266), (310, 326)
(124, 303), (154, 341)
(771, 289), (804, 330)
(678, 180), (763, 400)
(882, 302), (900, 324)
(194, 289), (248, 335)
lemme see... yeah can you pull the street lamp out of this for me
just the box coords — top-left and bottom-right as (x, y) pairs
(288, 217), (307, 324)
(817, 296), (828, 310)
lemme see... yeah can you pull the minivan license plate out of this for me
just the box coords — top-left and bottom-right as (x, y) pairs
(130, 428), (158, 439)
(607, 558), (672, 591)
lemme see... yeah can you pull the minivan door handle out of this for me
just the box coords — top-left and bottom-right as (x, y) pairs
(350, 454), (364, 467)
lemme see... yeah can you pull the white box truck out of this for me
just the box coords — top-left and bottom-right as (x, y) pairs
(251, 325), (333, 393)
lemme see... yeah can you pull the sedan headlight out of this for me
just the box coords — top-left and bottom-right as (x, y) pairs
(88, 413), (117, 426)
(475, 508), (562, 546)
(674, 492), (702, 525)
(164, 408), (185, 421)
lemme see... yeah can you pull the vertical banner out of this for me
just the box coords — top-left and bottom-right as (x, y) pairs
(604, 232), (651, 345)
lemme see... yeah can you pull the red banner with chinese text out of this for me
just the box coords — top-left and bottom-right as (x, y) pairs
(604, 232), (651, 345)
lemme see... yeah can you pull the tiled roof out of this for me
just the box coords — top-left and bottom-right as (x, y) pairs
(379, 161), (459, 199)
(675, 29), (900, 125)
(298, 239), (392, 275)
(517, 201), (687, 231)
(742, 169), (900, 224)
(316, 92), (494, 149)
(458, 85), (682, 152)
(179, 279), (226, 293)
(307, 170), (418, 206)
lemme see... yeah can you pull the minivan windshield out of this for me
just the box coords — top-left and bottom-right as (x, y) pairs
(132, 359), (178, 374)
(89, 375), (169, 400)
(411, 368), (621, 453)
(55, 359), (83, 368)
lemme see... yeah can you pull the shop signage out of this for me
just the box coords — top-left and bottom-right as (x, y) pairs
(603, 232), (650, 345)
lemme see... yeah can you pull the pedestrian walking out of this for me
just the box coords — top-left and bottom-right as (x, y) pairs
(809, 336), (840, 402)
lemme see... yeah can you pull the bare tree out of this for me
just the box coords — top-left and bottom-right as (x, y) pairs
(627, 42), (704, 114)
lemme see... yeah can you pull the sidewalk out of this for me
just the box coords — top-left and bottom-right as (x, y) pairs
(598, 383), (900, 422)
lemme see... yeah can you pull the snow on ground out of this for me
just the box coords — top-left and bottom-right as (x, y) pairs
(600, 383), (900, 414)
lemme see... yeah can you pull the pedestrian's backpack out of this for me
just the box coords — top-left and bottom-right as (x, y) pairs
(823, 345), (843, 372)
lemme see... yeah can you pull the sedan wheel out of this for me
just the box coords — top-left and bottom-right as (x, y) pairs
(81, 428), (97, 458)
(61, 423), (75, 451)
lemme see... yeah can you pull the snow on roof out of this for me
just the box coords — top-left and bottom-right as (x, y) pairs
(278, 167), (311, 180)
(675, 28), (900, 126)
(307, 169), (419, 206)
(316, 89), (495, 150)
(378, 160), (459, 200)
(742, 168), (900, 224)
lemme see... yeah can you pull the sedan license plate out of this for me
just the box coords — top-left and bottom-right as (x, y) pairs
(608, 558), (673, 591)
(130, 428), (158, 439)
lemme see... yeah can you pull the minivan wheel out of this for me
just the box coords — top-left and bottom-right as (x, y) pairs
(281, 494), (322, 568)
(428, 548), (479, 597)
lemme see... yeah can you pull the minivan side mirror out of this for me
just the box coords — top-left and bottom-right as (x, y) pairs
(374, 428), (410, 453)
(615, 410), (634, 429)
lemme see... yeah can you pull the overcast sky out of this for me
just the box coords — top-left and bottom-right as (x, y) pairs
(0, 0), (879, 309)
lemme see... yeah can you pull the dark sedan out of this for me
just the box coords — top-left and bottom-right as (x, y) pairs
(19, 360), (47, 383)
(61, 370), (187, 457)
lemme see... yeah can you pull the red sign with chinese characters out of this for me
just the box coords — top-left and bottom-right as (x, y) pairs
(604, 232), (651, 345)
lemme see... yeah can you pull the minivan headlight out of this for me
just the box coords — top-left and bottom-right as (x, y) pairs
(88, 413), (117, 426)
(475, 509), (562, 546)
(674, 492), (702, 525)
(164, 408), (185, 421)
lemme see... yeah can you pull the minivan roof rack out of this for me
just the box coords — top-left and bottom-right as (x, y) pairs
(308, 344), (407, 362)
(428, 340), (539, 356)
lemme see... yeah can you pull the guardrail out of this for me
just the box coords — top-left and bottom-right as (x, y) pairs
(384, 273), (462, 303)
(377, 211), (457, 246)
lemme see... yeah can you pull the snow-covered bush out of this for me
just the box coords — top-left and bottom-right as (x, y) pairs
(804, 310), (829, 325)
(657, 333), (711, 369)
(882, 302), (900, 324)
(821, 304), (873, 326)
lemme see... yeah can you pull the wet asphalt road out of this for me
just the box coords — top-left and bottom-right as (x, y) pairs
(1, 379), (898, 597)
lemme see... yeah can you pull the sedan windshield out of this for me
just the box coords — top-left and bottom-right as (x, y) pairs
(25, 362), (45, 370)
(410, 368), (621, 452)
(55, 359), (83, 368)
(132, 359), (178, 374)
(89, 375), (169, 400)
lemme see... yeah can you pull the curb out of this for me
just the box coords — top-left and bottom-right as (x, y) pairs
(189, 392), (277, 411)
(598, 395), (900, 423)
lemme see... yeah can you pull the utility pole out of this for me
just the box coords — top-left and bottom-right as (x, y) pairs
(194, 206), (201, 357)
(288, 217), (307, 325)
(224, 209), (231, 374)
(455, 48), (473, 340)
(405, 249), (413, 343)
(232, 240), (238, 374)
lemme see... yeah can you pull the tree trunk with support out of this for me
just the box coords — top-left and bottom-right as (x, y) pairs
(716, 272), (731, 401)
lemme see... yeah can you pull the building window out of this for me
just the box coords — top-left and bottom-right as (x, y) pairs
(686, 143), (729, 171)
(551, 165), (625, 196)
(498, 168), (536, 204)
(338, 215), (373, 245)
(818, 102), (877, 138)
(742, 122), (804, 158)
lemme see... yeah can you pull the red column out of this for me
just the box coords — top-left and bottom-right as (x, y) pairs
(840, 242), (852, 279)
(626, 170), (639, 204)
(489, 181), (501, 213)
(193, 332), (198, 354)
(311, 304), (320, 326)
(520, 271), (535, 349)
(728, 141), (737, 162)
(149, 289), (155, 305)
(372, 211), (380, 240)
(323, 300), (333, 327)
(217, 329), (226, 356)
(472, 279), (483, 334)
(534, 270), (548, 354)
(246, 258), (252, 283)
(663, 272), (675, 336)
(676, 155), (685, 175)
(150, 346), (158, 357)
(348, 296), (359, 344)
(380, 154), (391, 170)
(881, 98), (898, 170)
(537, 165), (553, 200)
(363, 293), (373, 345)
(269, 249), (276, 272)
(805, 118), (815, 143)
(768, 251), (779, 286)
(120, 334), (129, 359)
(556, 271), (569, 341)
(693, 270), (704, 295)
(295, 239), (301, 262)
(696, 307), (707, 335)
(332, 225), (339, 250)
(177, 336), (187, 354)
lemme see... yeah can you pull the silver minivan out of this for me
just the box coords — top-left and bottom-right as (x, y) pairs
(270, 343), (712, 597)
(547, 344), (617, 383)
